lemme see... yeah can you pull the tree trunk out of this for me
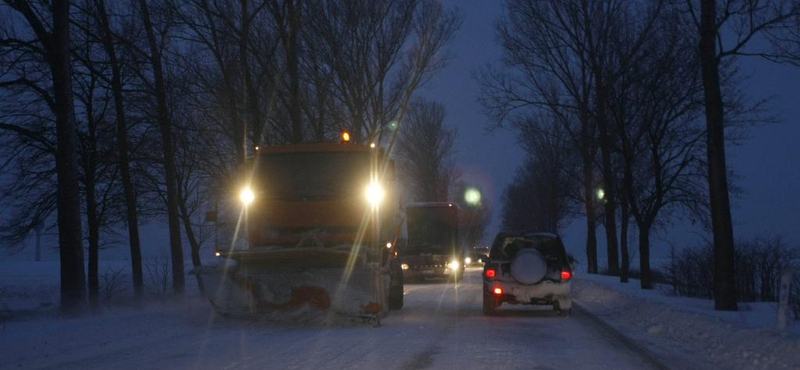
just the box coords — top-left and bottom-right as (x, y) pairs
(583, 156), (598, 274)
(95, 0), (144, 300)
(638, 224), (652, 289)
(51, 0), (87, 313)
(86, 170), (99, 305)
(240, 0), (264, 149)
(84, 76), (100, 306)
(177, 192), (206, 295)
(595, 80), (619, 276)
(699, 0), (737, 311)
(620, 194), (630, 283)
(226, 83), (245, 164)
(287, 0), (303, 143)
(138, 0), (185, 294)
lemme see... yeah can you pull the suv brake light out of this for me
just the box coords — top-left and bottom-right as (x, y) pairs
(561, 270), (572, 281)
(493, 287), (503, 295)
(485, 269), (496, 278)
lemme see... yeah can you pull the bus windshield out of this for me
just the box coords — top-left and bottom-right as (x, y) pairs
(405, 206), (458, 254)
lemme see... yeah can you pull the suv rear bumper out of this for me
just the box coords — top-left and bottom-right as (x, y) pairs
(486, 280), (570, 304)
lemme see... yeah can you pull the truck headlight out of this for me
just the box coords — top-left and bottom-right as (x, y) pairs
(239, 186), (255, 206)
(448, 261), (460, 270)
(365, 182), (385, 206)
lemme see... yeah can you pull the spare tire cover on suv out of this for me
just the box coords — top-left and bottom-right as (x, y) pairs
(510, 248), (547, 285)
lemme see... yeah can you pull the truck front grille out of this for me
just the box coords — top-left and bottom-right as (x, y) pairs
(411, 264), (446, 269)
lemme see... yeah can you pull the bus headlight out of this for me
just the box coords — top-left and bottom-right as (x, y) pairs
(448, 261), (460, 270)
(365, 182), (385, 206)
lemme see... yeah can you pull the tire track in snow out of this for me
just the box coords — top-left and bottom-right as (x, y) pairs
(573, 302), (671, 370)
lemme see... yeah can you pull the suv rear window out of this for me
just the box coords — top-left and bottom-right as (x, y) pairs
(490, 234), (567, 263)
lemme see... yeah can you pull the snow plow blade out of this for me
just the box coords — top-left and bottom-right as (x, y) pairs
(193, 249), (389, 322)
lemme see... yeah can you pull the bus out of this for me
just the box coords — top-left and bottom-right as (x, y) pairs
(400, 202), (464, 282)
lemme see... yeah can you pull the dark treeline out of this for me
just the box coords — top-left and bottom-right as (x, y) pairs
(480, 0), (800, 310)
(0, 0), (460, 312)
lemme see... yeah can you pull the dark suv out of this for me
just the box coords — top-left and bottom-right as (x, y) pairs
(482, 231), (573, 316)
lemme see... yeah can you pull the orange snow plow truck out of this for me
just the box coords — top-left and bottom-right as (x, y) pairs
(195, 138), (404, 322)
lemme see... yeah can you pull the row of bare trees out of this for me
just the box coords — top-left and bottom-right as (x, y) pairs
(482, 0), (800, 310)
(0, 0), (459, 312)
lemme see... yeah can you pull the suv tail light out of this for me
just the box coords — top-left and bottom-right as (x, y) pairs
(561, 270), (572, 281)
(485, 269), (496, 278)
(493, 287), (503, 295)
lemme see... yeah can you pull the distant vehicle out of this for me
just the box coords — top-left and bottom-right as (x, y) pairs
(400, 202), (464, 282)
(482, 231), (573, 316)
(466, 246), (489, 267)
(195, 137), (404, 322)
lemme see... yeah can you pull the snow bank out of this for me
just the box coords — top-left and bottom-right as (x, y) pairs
(0, 260), (205, 318)
(573, 275), (800, 370)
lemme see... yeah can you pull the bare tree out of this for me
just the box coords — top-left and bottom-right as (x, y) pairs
(575, 0), (667, 277)
(72, 27), (119, 304)
(479, 0), (601, 272)
(309, 0), (460, 143)
(269, 0), (303, 143)
(134, 0), (185, 294)
(1, 0), (86, 312)
(610, 10), (707, 289)
(688, 0), (800, 310)
(501, 118), (577, 233)
(91, 0), (145, 299)
(396, 98), (458, 202)
(767, 12), (800, 65)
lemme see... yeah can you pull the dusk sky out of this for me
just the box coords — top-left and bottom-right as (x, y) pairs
(423, 0), (800, 267)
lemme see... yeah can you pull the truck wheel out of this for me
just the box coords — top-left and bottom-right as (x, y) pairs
(389, 261), (404, 310)
(482, 290), (497, 316)
(389, 282), (403, 310)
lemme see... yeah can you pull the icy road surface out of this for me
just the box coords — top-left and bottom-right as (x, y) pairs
(1, 268), (662, 370)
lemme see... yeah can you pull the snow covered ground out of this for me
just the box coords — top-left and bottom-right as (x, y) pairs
(2, 267), (661, 370)
(573, 274), (800, 370)
(2, 264), (799, 370)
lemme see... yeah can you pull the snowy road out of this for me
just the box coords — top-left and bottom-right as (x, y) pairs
(1, 269), (664, 370)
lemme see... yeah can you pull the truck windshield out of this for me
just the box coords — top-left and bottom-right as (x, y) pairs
(258, 151), (370, 201)
(406, 207), (458, 254)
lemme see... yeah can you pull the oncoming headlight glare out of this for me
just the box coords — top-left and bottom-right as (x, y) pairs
(365, 182), (385, 206)
(465, 257), (472, 264)
(448, 261), (460, 270)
